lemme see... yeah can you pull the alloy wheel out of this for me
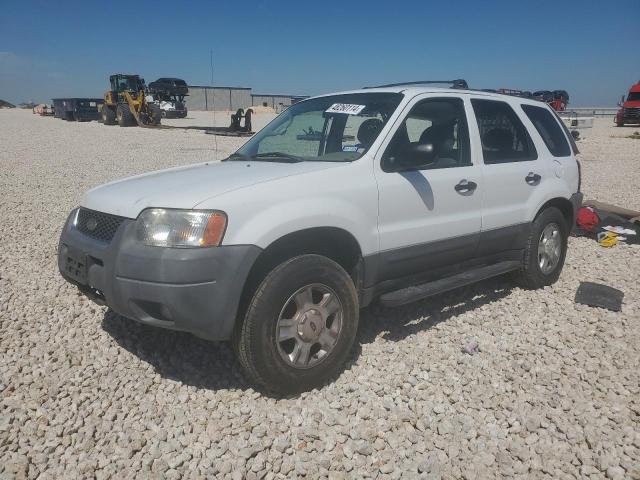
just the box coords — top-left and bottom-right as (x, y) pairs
(275, 283), (343, 369)
(538, 223), (562, 274)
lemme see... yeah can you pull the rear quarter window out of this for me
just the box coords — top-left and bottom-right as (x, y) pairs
(521, 104), (571, 157)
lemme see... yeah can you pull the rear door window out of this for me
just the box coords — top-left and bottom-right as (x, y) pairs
(521, 104), (571, 157)
(471, 99), (537, 164)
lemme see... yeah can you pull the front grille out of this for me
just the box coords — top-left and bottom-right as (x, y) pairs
(75, 208), (126, 243)
(624, 107), (640, 118)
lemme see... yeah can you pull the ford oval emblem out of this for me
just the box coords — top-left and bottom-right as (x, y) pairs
(86, 217), (98, 231)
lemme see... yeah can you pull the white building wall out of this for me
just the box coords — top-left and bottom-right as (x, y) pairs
(186, 86), (303, 111)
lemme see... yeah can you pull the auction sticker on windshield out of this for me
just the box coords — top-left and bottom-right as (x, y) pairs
(326, 103), (366, 115)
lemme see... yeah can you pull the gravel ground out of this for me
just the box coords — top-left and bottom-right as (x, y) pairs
(1, 111), (639, 479)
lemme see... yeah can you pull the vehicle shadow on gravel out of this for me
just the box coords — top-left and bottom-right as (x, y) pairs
(101, 276), (513, 395)
(355, 275), (514, 346)
(101, 310), (252, 392)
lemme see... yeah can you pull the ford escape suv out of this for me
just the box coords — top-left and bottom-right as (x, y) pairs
(59, 85), (582, 393)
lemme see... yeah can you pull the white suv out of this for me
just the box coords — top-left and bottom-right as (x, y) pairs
(58, 84), (582, 393)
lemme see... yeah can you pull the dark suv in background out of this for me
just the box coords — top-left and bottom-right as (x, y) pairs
(147, 78), (189, 118)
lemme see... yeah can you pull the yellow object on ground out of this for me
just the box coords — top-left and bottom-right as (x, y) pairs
(597, 231), (618, 247)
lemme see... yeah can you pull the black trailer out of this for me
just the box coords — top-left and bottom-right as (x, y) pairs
(52, 98), (104, 121)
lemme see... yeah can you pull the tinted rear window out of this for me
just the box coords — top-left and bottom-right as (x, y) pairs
(471, 99), (537, 164)
(521, 104), (571, 157)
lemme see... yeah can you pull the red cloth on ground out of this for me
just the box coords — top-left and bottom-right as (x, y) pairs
(576, 207), (599, 232)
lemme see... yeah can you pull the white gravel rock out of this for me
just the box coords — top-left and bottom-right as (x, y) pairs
(0, 111), (639, 478)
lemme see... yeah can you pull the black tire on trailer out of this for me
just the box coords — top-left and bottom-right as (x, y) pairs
(234, 254), (359, 394)
(102, 105), (116, 125)
(116, 103), (134, 127)
(149, 104), (162, 125)
(513, 207), (568, 289)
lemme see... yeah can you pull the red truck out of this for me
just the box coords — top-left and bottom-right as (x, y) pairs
(615, 81), (640, 126)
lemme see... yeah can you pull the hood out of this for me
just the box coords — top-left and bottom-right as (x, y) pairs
(623, 100), (640, 108)
(81, 160), (342, 218)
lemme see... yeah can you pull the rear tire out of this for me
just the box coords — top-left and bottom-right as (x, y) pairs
(116, 103), (134, 127)
(513, 207), (568, 289)
(234, 254), (359, 394)
(102, 105), (116, 125)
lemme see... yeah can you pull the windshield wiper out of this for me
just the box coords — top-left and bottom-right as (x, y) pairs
(223, 152), (304, 163)
(252, 152), (303, 163)
(222, 152), (251, 161)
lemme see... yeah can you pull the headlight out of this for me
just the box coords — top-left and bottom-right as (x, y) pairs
(136, 209), (227, 247)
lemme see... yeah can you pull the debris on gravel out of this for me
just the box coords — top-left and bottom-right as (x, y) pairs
(1, 111), (639, 478)
(461, 338), (480, 355)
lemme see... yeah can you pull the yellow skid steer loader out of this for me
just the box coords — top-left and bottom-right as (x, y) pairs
(100, 74), (161, 127)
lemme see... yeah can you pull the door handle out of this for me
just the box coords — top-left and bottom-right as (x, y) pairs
(525, 172), (541, 185)
(454, 179), (477, 193)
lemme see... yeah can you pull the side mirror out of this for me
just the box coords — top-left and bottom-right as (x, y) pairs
(618, 95), (625, 107)
(388, 143), (437, 172)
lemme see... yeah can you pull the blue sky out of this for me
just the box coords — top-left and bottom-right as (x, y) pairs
(1, 0), (638, 106)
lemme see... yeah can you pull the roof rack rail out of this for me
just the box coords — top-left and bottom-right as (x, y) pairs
(365, 79), (468, 89)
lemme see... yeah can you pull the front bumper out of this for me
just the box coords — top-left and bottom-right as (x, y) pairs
(58, 210), (261, 340)
(163, 110), (187, 118)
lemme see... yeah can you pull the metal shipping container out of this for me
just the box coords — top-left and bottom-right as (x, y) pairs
(52, 98), (104, 121)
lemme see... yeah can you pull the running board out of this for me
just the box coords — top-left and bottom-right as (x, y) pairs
(379, 260), (521, 308)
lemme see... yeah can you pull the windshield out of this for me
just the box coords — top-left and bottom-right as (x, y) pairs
(114, 76), (144, 92)
(627, 92), (640, 102)
(234, 93), (403, 162)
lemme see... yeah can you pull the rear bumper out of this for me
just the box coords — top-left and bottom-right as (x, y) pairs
(58, 210), (261, 340)
(570, 192), (584, 226)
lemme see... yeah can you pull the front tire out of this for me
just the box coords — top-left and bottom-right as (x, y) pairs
(116, 103), (134, 127)
(514, 207), (568, 289)
(234, 255), (359, 394)
(102, 105), (116, 125)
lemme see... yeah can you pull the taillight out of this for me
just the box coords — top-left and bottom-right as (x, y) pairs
(576, 159), (582, 192)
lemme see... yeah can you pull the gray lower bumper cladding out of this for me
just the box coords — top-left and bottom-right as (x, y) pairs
(58, 212), (261, 340)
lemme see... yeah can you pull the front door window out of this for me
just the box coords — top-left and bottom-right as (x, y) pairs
(382, 97), (471, 171)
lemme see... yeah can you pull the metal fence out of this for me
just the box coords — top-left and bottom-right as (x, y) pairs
(563, 108), (618, 117)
